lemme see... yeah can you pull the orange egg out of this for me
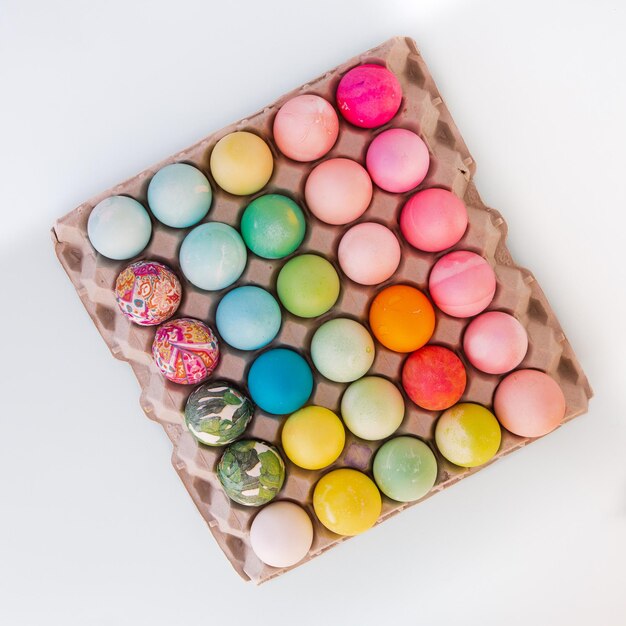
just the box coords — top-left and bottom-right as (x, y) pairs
(369, 285), (435, 352)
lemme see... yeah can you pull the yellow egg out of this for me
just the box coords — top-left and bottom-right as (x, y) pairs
(281, 406), (345, 470)
(209, 131), (273, 195)
(313, 468), (381, 536)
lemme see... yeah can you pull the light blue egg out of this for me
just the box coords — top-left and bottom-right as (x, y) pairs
(216, 286), (281, 351)
(147, 163), (212, 228)
(87, 195), (152, 260)
(179, 222), (247, 290)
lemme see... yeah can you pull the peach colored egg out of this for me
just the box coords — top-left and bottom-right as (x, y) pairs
(429, 250), (496, 318)
(463, 311), (528, 374)
(338, 222), (401, 285)
(273, 94), (339, 162)
(304, 158), (373, 225)
(494, 369), (566, 437)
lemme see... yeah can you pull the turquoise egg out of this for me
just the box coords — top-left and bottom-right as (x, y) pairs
(216, 286), (281, 351)
(240, 194), (306, 259)
(247, 348), (313, 415)
(147, 163), (212, 228)
(87, 195), (152, 260)
(179, 222), (247, 291)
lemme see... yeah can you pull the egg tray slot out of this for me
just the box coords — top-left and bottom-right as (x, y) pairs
(51, 36), (592, 584)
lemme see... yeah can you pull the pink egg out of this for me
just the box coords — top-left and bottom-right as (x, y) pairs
(400, 188), (468, 252)
(338, 222), (401, 285)
(429, 250), (496, 318)
(304, 158), (372, 225)
(463, 312), (528, 374)
(336, 64), (402, 128)
(494, 369), (566, 437)
(273, 94), (339, 162)
(366, 129), (430, 193)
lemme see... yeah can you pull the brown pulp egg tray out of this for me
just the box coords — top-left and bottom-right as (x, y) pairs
(52, 36), (592, 584)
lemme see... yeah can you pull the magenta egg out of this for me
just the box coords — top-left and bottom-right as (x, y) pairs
(463, 312), (528, 374)
(494, 369), (566, 437)
(366, 129), (430, 193)
(429, 250), (496, 318)
(336, 64), (402, 128)
(400, 188), (468, 252)
(273, 94), (339, 162)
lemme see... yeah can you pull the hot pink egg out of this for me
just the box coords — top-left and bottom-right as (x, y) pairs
(429, 250), (496, 318)
(366, 129), (430, 193)
(273, 94), (339, 162)
(463, 312), (528, 374)
(336, 63), (402, 128)
(494, 369), (566, 437)
(400, 188), (468, 252)
(305, 158), (372, 225)
(338, 222), (401, 285)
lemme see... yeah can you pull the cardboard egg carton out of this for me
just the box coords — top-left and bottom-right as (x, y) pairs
(52, 36), (592, 584)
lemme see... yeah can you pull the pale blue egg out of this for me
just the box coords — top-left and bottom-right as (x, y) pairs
(87, 195), (152, 260)
(216, 286), (281, 351)
(147, 163), (212, 228)
(179, 222), (247, 290)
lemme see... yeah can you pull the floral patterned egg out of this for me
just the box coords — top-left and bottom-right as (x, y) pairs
(217, 440), (285, 506)
(152, 318), (219, 385)
(115, 260), (182, 326)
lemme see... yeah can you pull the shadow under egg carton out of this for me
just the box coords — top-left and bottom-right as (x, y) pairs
(52, 36), (592, 584)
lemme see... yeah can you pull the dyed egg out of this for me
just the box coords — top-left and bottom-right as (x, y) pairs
(114, 260), (181, 326)
(281, 406), (345, 470)
(147, 163), (212, 228)
(313, 469), (381, 536)
(310, 318), (375, 383)
(216, 286), (281, 351)
(369, 285), (435, 352)
(435, 403), (501, 468)
(400, 188), (468, 252)
(276, 254), (340, 318)
(179, 222), (247, 291)
(304, 158), (372, 225)
(152, 318), (219, 385)
(250, 501), (313, 568)
(366, 129), (430, 193)
(217, 439), (285, 506)
(373, 437), (438, 502)
(336, 64), (402, 128)
(247, 348), (313, 415)
(240, 194), (306, 259)
(87, 195), (152, 260)
(273, 95), (339, 162)
(338, 222), (401, 285)
(184, 381), (253, 446)
(209, 131), (273, 195)
(402, 345), (467, 411)
(494, 369), (566, 437)
(429, 250), (496, 318)
(341, 376), (404, 440)
(463, 312), (528, 374)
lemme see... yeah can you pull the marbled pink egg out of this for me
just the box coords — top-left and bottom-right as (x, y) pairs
(366, 129), (429, 193)
(494, 369), (566, 437)
(273, 95), (339, 162)
(336, 64), (402, 128)
(463, 312), (528, 374)
(428, 250), (496, 318)
(400, 188), (468, 252)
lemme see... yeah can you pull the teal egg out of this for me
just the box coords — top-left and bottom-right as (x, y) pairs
(373, 436), (438, 502)
(240, 194), (306, 259)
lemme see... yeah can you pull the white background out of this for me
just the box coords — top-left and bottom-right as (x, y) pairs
(1, 0), (625, 624)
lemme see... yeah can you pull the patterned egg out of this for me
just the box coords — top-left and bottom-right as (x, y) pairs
(152, 318), (219, 385)
(184, 381), (254, 446)
(217, 439), (286, 506)
(114, 260), (182, 326)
